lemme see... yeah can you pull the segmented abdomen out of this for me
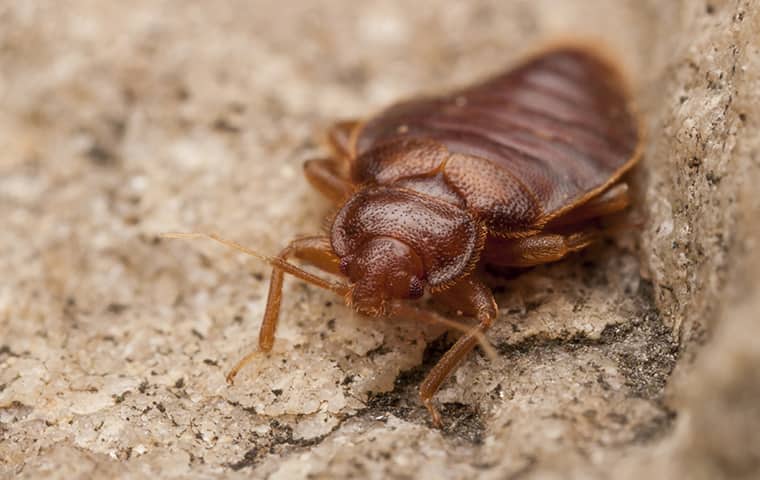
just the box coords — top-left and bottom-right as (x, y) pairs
(354, 47), (641, 235)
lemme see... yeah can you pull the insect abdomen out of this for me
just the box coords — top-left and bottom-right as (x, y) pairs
(353, 47), (641, 235)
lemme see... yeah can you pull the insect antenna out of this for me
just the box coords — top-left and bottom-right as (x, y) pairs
(161, 234), (498, 361)
(160, 232), (349, 296)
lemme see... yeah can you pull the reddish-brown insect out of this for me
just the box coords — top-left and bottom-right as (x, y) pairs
(167, 44), (642, 427)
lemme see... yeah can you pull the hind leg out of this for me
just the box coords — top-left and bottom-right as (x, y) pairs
(547, 182), (631, 229)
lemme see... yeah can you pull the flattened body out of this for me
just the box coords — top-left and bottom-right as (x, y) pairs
(351, 47), (641, 236)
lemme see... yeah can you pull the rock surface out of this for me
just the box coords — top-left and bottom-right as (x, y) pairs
(1, 1), (758, 479)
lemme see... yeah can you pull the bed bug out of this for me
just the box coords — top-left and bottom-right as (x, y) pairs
(166, 43), (642, 427)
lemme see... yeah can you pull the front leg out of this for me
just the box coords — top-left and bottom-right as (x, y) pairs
(227, 236), (343, 382)
(420, 276), (498, 427)
(160, 231), (349, 383)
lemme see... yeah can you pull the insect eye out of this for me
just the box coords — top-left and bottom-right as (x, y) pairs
(408, 276), (424, 299)
(339, 257), (352, 275)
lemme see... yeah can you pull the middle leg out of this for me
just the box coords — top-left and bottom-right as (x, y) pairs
(303, 120), (361, 202)
(304, 157), (354, 202)
(485, 182), (633, 268)
(482, 230), (600, 268)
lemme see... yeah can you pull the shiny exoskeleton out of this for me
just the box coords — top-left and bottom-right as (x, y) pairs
(226, 45), (642, 427)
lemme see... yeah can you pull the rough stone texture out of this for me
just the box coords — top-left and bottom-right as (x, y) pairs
(1, 1), (758, 479)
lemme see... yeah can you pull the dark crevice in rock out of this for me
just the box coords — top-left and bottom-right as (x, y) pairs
(227, 417), (344, 471)
(228, 447), (259, 471)
(497, 280), (680, 402)
(631, 405), (677, 443)
(0, 345), (20, 360)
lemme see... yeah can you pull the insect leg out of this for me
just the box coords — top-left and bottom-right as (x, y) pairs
(546, 182), (631, 228)
(324, 120), (361, 158)
(305, 120), (360, 201)
(226, 236), (344, 383)
(482, 230), (600, 268)
(303, 158), (354, 202)
(420, 276), (497, 428)
(387, 301), (499, 362)
(160, 232), (348, 382)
